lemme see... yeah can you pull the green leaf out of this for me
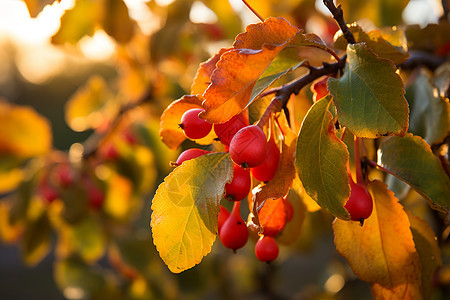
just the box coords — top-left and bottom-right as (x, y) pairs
(328, 43), (409, 138)
(378, 134), (450, 212)
(151, 153), (233, 273)
(295, 96), (350, 220)
(22, 211), (52, 266)
(334, 24), (409, 65)
(406, 69), (450, 145)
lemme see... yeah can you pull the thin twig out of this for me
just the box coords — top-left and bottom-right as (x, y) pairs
(323, 0), (356, 44)
(399, 50), (446, 71)
(242, 0), (264, 22)
(366, 159), (397, 177)
(82, 87), (153, 159)
(256, 56), (347, 128)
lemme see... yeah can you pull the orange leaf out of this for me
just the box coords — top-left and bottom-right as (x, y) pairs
(191, 48), (231, 95)
(277, 189), (306, 245)
(201, 18), (300, 123)
(258, 197), (288, 237)
(233, 17), (300, 50)
(333, 180), (422, 298)
(159, 95), (215, 150)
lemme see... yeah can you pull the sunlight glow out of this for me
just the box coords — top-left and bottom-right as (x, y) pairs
(79, 30), (116, 61)
(324, 274), (345, 294)
(190, 1), (218, 24)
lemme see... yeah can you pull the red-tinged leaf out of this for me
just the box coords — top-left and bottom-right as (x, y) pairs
(408, 212), (442, 299)
(0, 101), (52, 159)
(253, 113), (297, 207)
(201, 18), (301, 123)
(191, 48), (231, 95)
(159, 95), (215, 150)
(258, 197), (288, 237)
(333, 180), (422, 298)
(233, 17), (300, 50)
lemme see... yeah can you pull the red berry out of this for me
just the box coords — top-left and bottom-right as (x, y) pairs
(88, 185), (104, 209)
(219, 201), (248, 251)
(54, 164), (74, 188)
(103, 144), (119, 161)
(39, 185), (59, 203)
(214, 114), (247, 146)
(218, 205), (230, 234)
(229, 125), (267, 168)
(255, 235), (279, 263)
(251, 135), (280, 182)
(180, 108), (212, 139)
(344, 175), (373, 223)
(175, 148), (211, 166)
(312, 76), (329, 101)
(225, 164), (251, 201)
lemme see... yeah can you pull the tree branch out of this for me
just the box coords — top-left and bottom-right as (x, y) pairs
(256, 55), (347, 128)
(82, 87), (153, 159)
(399, 50), (447, 71)
(323, 0), (356, 44)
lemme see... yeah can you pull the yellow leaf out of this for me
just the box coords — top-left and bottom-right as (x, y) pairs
(151, 153), (233, 273)
(65, 76), (115, 132)
(0, 100), (52, 158)
(23, 0), (55, 18)
(333, 180), (422, 298)
(159, 95), (215, 150)
(104, 172), (133, 221)
(0, 201), (23, 243)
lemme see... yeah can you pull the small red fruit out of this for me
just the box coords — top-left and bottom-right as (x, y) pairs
(218, 205), (230, 234)
(251, 134), (280, 182)
(255, 235), (279, 263)
(175, 148), (211, 166)
(219, 201), (248, 251)
(214, 114), (247, 146)
(344, 175), (373, 223)
(180, 108), (212, 139)
(229, 125), (267, 168)
(39, 185), (59, 203)
(54, 164), (74, 188)
(225, 164), (251, 201)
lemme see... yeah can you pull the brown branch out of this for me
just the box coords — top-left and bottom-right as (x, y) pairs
(256, 55), (347, 128)
(441, 0), (449, 21)
(82, 87), (153, 159)
(399, 50), (447, 71)
(323, 0), (356, 44)
(242, 0), (264, 22)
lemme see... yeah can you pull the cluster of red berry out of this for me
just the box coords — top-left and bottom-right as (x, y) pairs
(176, 108), (286, 262)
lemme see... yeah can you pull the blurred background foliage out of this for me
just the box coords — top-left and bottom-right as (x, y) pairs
(0, 0), (449, 299)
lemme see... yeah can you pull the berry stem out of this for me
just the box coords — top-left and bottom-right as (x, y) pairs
(241, 0), (265, 22)
(231, 199), (241, 216)
(366, 159), (397, 177)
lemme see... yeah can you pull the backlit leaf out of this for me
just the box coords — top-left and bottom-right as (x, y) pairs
(277, 188), (306, 245)
(102, 0), (134, 44)
(191, 48), (230, 95)
(159, 95), (216, 150)
(0, 101), (51, 159)
(151, 153), (233, 273)
(24, 0), (55, 18)
(333, 180), (422, 298)
(334, 24), (409, 65)
(258, 197), (287, 236)
(378, 133), (450, 212)
(328, 43), (409, 138)
(406, 69), (450, 145)
(295, 96), (350, 220)
(408, 212), (442, 299)
(201, 17), (300, 123)
(254, 112), (296, 207)
(52, 0), (101, 45)
(65, 76), (115, 132)
(0, 201), (23, 243)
